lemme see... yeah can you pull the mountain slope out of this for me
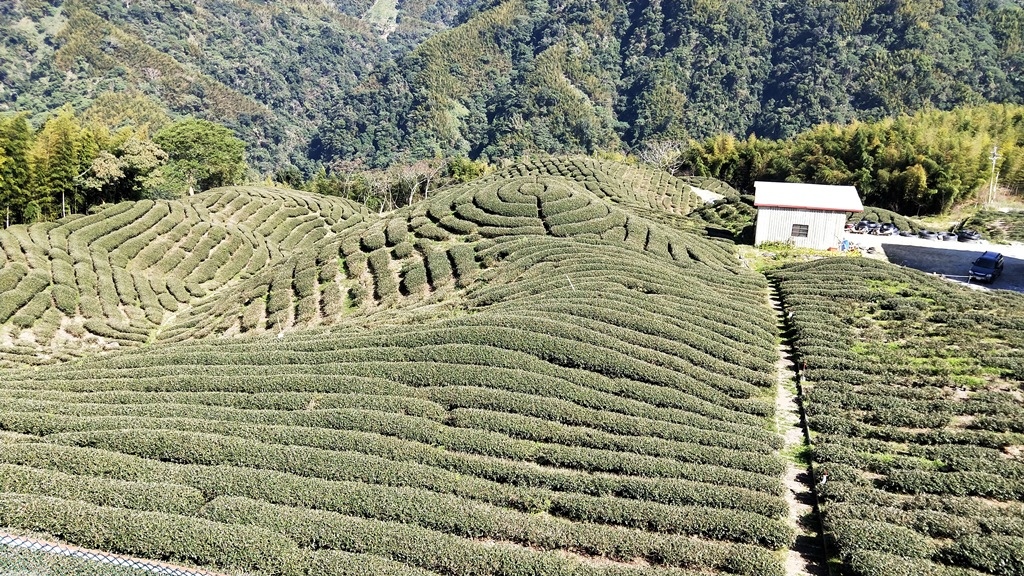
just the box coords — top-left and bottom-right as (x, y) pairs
(0, 156), (714, 364)
(0, 157), (792, 575)
(6, 0), (1024, 172)
(316, 0), (1024, 164)
(2, 156), (1021, 576)
(0, 0), (478, 170)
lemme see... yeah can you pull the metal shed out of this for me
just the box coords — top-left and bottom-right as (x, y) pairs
(753, 181), (864, 249)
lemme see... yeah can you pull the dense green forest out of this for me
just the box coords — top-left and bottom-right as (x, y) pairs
(318, 0), (1024, 166)
(0, 101), (247, 224)
(0, 0), (477, 172)
(680, 104), (1024, 214)
(5, 0), (1024, 175)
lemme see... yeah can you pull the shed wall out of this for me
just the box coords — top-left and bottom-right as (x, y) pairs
(755, 207), (846, 249)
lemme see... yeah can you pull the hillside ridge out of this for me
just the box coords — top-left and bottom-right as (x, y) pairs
(0, 155), (798, 576)
(0, 156), (721, 366)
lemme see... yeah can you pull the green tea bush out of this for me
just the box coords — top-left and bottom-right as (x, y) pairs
(438, 214), (478, 235)
(455, 201), (539, 230)
(447, 244), (477, 286)
(543, 200), (609, 228)
(385, 218), (409, 246)
(773, 257), (1024, 575)
(400, 261), (428, 295)
(447, 407), (776, 457)
(41, 425), (783, 511)
(202, 496), (781, 576)
(110, 267), (139, 306)
(679, 176), (740, 199)
(473, 190), (538, 219)
(164, 276), (191, 304)
(413, 222), (450, 241)
(302, 549), (439, 576)
(882, 470), (1024, 499)
(392, 242), (414, 259)
(367, 249), (398, 299)
(134, 277), (162, 323)
(937, 535), (1024, 576)
(10, 290), (51, 328)
(50, 258), (76, 287)
(320, 281), (345, 318)
(540, 193), (593, 217)
(361, 230), (387, 252)
(550, 210), (628, 238)
(266, 269), (294, 316)
(0, 493), (300, 574)
(0, 175), (796, 575)
(293, 265), (317, 299)
(829, 518), (936, 559)
(344, 251), (367, 278)
(0, 463), (204, 515)
(0, 270), (50, 323)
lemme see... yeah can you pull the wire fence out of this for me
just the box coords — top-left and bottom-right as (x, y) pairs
(0, 533), (223, 576)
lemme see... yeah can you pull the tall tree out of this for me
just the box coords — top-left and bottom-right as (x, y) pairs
(29, 107), (93, 219)
(153, 118), (247, 193)
(0, 114), (34, 226)
(80, 137), (168, 204)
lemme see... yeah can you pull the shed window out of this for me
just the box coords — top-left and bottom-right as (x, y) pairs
(791, 224), (809, 238)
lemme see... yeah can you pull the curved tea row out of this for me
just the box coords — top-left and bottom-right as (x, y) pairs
(0, 158), (791, 575)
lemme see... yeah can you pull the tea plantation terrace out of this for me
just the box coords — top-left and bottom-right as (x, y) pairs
(2, 156), (1021, 576)
(0, 158), (792, 576)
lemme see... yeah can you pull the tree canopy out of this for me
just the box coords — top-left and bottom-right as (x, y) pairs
(5, 1), (1024, 175)
(0, 106), (247, 225)
(679, 104), (1024, 214)
(154, 119), (247, 193)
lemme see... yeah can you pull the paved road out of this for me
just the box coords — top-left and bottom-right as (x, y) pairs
(847, 232), (1024, 292)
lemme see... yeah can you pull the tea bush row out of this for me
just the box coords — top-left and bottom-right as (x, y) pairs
(3, 399), (781, 477)
(40, 424), (784, 505)
(203, 495), (783, 576)
(772, 257), (1024, 575)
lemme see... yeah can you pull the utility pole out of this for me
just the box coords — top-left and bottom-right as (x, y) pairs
(988, 146), (1002, 207)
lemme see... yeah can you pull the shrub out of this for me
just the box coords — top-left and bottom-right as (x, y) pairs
(424, 251), (452, 290)
(448, 244), (478, 286)
(400, 262), (428, 296)
(385, 218), (409, 246)
(361, 230), (386, 252)
(0, 493), (300, 574)
(937, 535), (1024, 576)
(392, 242), (414, 259)
(413, 222), (450, 241)
(367, 249), (398, 300)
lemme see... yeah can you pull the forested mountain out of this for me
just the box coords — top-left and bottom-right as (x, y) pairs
(319, 0), (1024, 165)
(4, 0), (1024, 175)
(0, 0), (478, 171)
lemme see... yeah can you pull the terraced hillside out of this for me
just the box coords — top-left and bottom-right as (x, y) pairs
(0, 188), (366, 366)
(772, 259), (1024, 576)
(0, 158), (796, 575)
(0, 158), (722, 366)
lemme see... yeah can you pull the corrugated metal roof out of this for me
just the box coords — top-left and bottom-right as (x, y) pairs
(753, 181), (864, 212)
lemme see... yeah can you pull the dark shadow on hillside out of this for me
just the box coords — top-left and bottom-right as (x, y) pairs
(881, 243), (1024, 293)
